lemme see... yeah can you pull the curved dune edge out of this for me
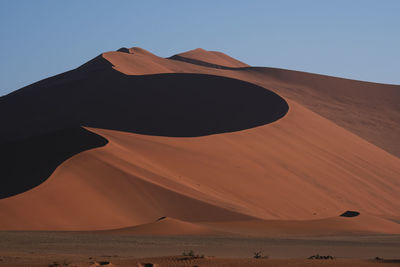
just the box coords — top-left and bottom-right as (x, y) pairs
(0, 71), (289, 141)
(0, 127), (108, 199)
(103, 47), (400, 157)
(172, 48), (249, 68)
(169, 48), (249, 69)
(0, 99), (399, 231)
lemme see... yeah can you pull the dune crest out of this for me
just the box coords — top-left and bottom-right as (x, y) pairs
(169, 47), (249, 68)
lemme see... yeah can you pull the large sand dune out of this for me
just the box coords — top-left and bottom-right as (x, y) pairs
(104, 47), (400, 157)
(0, 47), (399, 236)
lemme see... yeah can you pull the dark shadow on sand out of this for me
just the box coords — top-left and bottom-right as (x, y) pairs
(340, 211), (360, 217)
(0, 127), (107, 199)
(0, 69), (288, 141)
(0, 57), (288, 198)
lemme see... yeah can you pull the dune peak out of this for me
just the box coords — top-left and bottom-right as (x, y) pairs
(188, 47), (207, 53)
(115, 47), (157, 57)
(129, 47), (157, 56)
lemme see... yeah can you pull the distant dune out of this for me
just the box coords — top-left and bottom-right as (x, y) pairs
(103, 213), (400, 237)
(0, 47), (399, 236)
(169, 48), (249, 68)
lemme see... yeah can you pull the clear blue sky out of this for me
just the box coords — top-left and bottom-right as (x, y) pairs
(1, 0), (399, 96)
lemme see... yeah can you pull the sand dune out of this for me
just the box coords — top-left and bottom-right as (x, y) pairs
(103, 47), (400, 157)
(101, 217), (224, 236)
(101, 213), (400, 237)
(0, 46), (399, 236)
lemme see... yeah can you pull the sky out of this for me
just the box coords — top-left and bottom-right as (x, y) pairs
(0, 0), (399, 96)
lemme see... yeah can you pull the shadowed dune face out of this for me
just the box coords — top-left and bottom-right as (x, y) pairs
(0, 71), (288, 139)
(0, 127), (107, 199)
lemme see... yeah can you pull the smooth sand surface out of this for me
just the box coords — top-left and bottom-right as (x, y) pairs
(100, 217), (225, 236)
(102, 214), (400, 237)
(0, 47), (399, 241)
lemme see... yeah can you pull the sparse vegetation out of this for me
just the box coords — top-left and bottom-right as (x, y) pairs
(253, 251), (268, 259)
(48, 260), (71, 267)
(307, 254), (334, 260)
(181, 250), (205, 259)
(182, 249), (195, 257)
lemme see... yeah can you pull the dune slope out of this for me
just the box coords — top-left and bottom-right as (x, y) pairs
(0, 101), (399, 231)
(104, 47), (400, 157)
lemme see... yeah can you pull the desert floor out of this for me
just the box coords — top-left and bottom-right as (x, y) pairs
(0, 232), (399, 266)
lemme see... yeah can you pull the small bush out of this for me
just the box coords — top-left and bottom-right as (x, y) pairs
(308, 254), (334, 260)
(253, 251), (268, 259)
(182, 250), (195, 257)
(181, 250), (205, 259)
